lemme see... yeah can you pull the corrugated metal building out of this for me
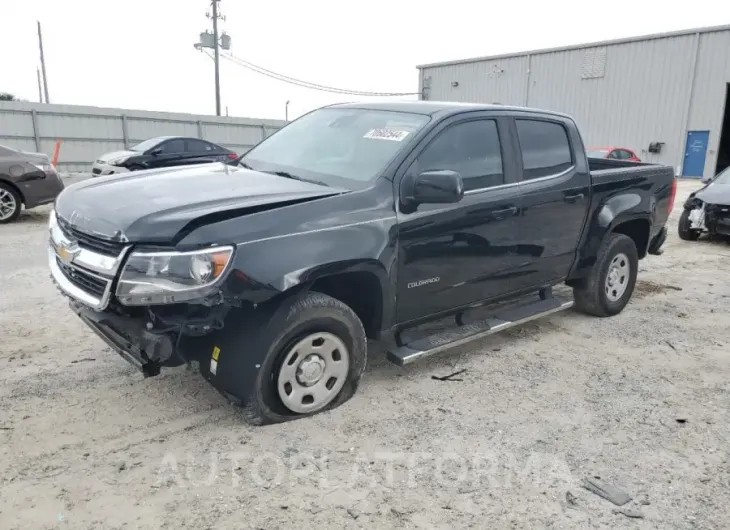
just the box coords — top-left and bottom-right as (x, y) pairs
(417, 24), (730, 180)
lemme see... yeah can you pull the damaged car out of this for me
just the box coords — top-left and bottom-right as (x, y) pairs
(679, 165), (730, 241)
(48, 102), (674, 426)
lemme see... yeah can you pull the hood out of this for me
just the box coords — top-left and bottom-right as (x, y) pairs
(694, 182), (730, 206)
(97, 149), (136, 162)
(54, 162), (342, 243)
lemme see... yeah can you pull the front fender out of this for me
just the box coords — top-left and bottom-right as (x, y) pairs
(214, 216), (397, 315)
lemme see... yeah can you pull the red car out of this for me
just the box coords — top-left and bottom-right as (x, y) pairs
(586, 147), (641, 162)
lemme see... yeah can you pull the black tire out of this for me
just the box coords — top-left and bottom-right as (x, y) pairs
(573, 233), (638, 317)
(239, 291), (367, 426)
(127, 164), (145, 171)
(678, 209), (701, 241)
(0, 182), (22, 224)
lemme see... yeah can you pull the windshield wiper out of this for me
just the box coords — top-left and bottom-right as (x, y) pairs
(268, 171), (330, 188)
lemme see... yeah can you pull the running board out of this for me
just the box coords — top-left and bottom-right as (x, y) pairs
(386, 295), (574, 366)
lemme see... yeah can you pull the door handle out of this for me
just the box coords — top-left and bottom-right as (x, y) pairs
(564, 193), (584, 203)
(492, 206), (518, 219)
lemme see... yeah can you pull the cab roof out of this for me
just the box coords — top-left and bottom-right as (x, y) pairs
(327, 100), (573, 120)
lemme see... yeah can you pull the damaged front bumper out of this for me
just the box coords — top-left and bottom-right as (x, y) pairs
(70, 302), (182, 376)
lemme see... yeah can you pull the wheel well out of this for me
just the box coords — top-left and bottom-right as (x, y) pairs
(612, 219), (650, 258)
(310, 272), (383, 339)
(0, 179), (25, 205)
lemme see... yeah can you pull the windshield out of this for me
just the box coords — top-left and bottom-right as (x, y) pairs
(586, 149), (609, 158)
(241, 107), (430, 189)
(712, 166), (730, 185)
(129, 137), (170, 152)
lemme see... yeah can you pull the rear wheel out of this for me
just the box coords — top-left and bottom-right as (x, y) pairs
(678, 209), (701, 241)
(0, 183), (22, 224)
(240, 291), (367, 425)
(573, 233), (638, 317)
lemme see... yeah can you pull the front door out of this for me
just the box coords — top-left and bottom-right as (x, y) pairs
(395, 115), (523, 324)
(511, 116), (591, 290)
(683, 130), (710, 178)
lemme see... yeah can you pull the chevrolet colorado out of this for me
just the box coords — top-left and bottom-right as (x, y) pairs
(48, 101), (676, 425)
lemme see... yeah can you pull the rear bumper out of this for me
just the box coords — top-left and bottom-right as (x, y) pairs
(648, 226), (667, 255)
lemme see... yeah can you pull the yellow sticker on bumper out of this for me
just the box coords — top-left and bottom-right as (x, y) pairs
(211, 346), (221, 375)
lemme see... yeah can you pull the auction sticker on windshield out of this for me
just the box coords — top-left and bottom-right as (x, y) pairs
(363, 128), (411, 141)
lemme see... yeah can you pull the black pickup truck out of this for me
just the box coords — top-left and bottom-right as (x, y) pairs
(48, 102), (676, 425)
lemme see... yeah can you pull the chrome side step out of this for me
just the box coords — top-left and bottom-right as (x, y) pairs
(386, 294), (574, 366)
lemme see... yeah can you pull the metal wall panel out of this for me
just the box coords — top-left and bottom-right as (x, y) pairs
(0, 101), (285, 171)
(687, 31), (730, 176)
(420, 27), (730, 179)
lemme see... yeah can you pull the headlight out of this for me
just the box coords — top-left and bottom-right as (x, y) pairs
(116, 246), (234, 305)
(32, 162), (55, 174)
(107, 156), (129, 166)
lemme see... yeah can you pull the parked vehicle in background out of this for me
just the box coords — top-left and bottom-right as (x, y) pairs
(586, 146), (641, 162)
(679, 165), (730, 241)
(48, 101), (675, 425)
(91, 136), (238, 177)
(0, 144), (64, 224)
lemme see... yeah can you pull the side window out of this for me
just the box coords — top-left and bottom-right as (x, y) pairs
(607, 150), (620, 159)
(186, 139), (217, 153)
(622, 149), (634, 159)
(516, 119), (573, 179)
(158, 139), (185, 154)
(413, 119), (504, 192)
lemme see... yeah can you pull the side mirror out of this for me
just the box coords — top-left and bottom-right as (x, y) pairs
(150, 147), (162, 156)
(409, 170), (464, 205)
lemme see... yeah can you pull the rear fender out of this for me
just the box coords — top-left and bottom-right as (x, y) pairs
(568, 191), (651, 279)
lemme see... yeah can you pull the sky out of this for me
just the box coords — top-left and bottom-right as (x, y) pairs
(2, 0), (729, 122)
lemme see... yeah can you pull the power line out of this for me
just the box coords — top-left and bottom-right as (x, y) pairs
(207, 50), (420, 97)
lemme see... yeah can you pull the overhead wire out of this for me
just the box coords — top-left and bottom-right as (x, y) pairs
(201, 49), (421, 97)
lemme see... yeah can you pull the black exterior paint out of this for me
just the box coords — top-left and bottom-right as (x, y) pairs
(57, 102), (675, 342)
(117, 136), (235, 171)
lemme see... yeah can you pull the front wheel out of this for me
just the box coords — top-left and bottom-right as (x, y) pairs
(239, 291), (367, 425)
(573, 233), (638, 317)
(678, 209), (701, 241)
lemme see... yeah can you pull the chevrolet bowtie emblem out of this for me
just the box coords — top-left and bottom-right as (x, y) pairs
(57, 241), (79, 264)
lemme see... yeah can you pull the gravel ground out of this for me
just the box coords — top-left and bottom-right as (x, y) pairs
(1, 179), (729, 529)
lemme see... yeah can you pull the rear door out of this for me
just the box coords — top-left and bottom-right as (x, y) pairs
(510, 116), (591, 290)
(184, 139), (232, 165)
(395, 113), (524, 323)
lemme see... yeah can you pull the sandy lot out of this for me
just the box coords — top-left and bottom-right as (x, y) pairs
(1, 179), (729, 529)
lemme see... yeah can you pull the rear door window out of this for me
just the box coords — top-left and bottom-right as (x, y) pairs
(186, 139), (218, 153)
(515, 119), (573, 180)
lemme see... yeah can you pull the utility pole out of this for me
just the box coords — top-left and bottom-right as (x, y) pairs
(36, 68), (43, 103)
(194, 1), (230, 116)
(211, 0), (221, 116)
(37, 21), (50, 103)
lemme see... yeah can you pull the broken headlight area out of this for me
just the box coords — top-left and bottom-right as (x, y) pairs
(705, 204), (730, 235)
(116, 246), (234, 306)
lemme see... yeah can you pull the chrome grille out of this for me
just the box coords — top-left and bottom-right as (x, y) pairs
(57, 218), (126, 257)
(56, 259), (108, 297)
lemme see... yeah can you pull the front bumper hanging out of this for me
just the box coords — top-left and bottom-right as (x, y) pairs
(70, 302), (178, 376)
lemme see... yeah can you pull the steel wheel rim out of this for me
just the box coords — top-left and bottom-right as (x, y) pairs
(277, 332), (350, 414)
(605, 252), (630, 302)
(0, 189), (17, 220)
